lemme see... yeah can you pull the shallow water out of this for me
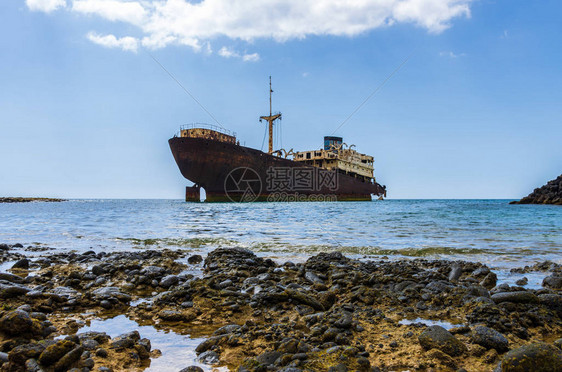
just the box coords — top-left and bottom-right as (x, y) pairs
(1, 199), (560, 269)
(398, 318), (458, 330)
(75, 315), (226, 372)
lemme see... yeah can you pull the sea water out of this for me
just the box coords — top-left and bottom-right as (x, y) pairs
(0, 199), (560, 270)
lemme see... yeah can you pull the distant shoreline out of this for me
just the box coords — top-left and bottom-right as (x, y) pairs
(0, 197), (66, 203)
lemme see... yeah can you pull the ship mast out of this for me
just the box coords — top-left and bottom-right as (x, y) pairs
(260, 76), (282, 154)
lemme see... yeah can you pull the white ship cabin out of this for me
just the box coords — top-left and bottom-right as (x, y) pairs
(293, 136), (375, 183)
(180, 124), (238, 145)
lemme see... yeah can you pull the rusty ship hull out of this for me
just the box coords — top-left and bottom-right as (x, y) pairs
(169, 136), (386, 202)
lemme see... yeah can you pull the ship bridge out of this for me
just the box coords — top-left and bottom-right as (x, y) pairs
(293, 136), (375, 184)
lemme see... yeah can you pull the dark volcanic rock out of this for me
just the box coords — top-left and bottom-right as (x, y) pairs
(510, 174), (562, 205)
(0, 310), (33, 336)
(418, 325), (467, 356)
(491, 291), (539, 304)
(471, 325), (509, 352)
(543, 275), (562, 289)
(500, 342), (562, 371)
(11, 258), (30, 269)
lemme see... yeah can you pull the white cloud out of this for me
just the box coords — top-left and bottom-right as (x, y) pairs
(29, 0), (474, 54)
(26, 0), (66, 13)
(73, 0), (147, 25)
(218, 47), (260, 62)
(242, 53), (260, 62)
(218, 46), (239, 59)
(87, 32), (139, 52)
(439, 51), (465, 58)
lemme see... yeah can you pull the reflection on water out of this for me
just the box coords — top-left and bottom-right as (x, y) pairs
(77, 315), (226, 372)
(0, 199), (561, 268)
(399, 318), (458, 330)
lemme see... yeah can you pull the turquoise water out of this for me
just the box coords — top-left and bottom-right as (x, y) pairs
(0, 199), (561, 269)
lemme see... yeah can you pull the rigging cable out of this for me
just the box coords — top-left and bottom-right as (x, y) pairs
(147, 51), (225, 130)
(331, 49), (415, 135)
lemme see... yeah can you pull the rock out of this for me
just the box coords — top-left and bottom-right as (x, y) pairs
(81, 339), (100, 351)
(195, 335), (226, 353)
(305, 271), (324, 284)
(449, 265), (463, 282)
(491, 291), (539, 304)
(179, 367), (204, 372)
(0, 283), (31, 298)
(480, 273), (498, 289)
(501, 342), (562, 371)
(515, 277), (528, 286)
(213, 324), (242, 335)
(160, 275), (179, 288)
(198, 350), (219, 364)
(0, 272), (24, 283)
(0, 352), (8, 363)
(12, 258), (30, 269)
(8, 343), (46, 365)
(24, 358), (43, 372)
(39, 340), (76, 365)
(0, 310), (33, 336)
(91, 265), (106, 276)
(92, 287), (131, 302)
(95, 348), (108, 358)
(159, 310), (192, 321)
(471, 326), (509, 352)
(418, 325), (467, 356)
(256, 351), (282, 366)
(510, 174), (562, 205)
(141, 266), (166, 278)
(543, 275), (562, 289)
(0, 244), (9, 251)
(538, 294), (562, 317)
(53, 346), (84, 372)
(187, 255), (203, 264)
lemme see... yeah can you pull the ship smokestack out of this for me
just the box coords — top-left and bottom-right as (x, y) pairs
(324, 136), (343, 150)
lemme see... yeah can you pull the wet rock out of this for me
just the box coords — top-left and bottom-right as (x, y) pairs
(449, 265), (463, 282)
(0, 272), (24, 283)
(471, 326), (509, 352)
(0, 283), (31, 298)
(53, 345), (83, 372)
(0, 352), (8, 363)
(214, 324), (242, 335)
(92, 287), (131, 302)
(480, 273), (498, 289)
(0, 243), (9, 251)
(12, 258), (30, 269)
(77, 331), (111, 344)
(491, 291), (539, 304)
(8, 343), (46, 365)
(501, 342), (562, 371)
(141, 266), (166, 278)
(0, 310), (33, 336)
(543, 275), (562, 289)
(95, 348), (108, 358)
(24, 358), (43, 372)
(160, 275), (179, 288)
(538, 294), (562, 317)
(418, 325), (467, 356)
(180, 367), (204, 372)
(256, 350), (282, 366)
(198, 350), (219, 364)
(195, 335), (226, 354)
(39, 340), (76, 365)
(187, 255), (203, 264)
(304, 271), (324, 284)
(515, 277), (528, 286)
(81, 339), (100, 351)
(159, 310), (194, 322)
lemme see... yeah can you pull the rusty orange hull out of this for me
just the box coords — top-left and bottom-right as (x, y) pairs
(169, 136), (386, 202)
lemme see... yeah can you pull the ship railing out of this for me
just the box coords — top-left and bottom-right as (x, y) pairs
(179, 123), (237, 138)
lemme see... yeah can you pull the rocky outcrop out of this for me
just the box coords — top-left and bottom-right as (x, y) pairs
(510, 174), (562, 205)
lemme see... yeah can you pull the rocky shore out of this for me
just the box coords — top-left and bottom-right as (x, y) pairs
(1, 243), (562, 371)
(510, 174), (562, 205)
(0, 198), (66, 204)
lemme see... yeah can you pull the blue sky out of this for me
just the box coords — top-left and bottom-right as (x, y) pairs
(1, 0), (561, 199)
